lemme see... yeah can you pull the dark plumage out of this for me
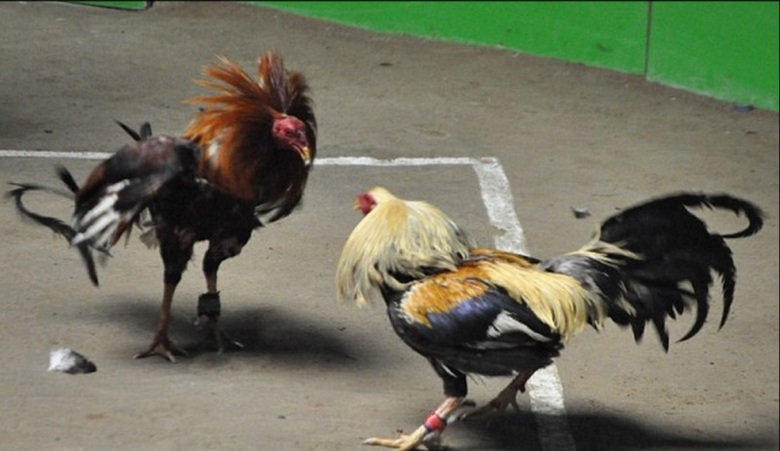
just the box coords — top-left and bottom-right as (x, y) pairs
(336, 187), (764, 450)
(8, 51), (316, 362)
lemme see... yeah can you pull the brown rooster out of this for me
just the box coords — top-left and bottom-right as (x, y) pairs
(336, 187), (763, 450)
(8, 51), (316, 362)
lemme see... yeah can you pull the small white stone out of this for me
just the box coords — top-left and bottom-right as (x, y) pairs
(48, 348), (97, 375)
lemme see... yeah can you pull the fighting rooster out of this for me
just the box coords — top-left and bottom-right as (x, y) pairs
(8, 51), (316, 362)
(336, 187), (763, 450)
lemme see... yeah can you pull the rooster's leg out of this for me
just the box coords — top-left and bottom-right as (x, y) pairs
(134, 234), (193, 363)
(134, 282), (188, 362)
(194, 291), (245, 353)
(193, 240), (248, 353)
(363, 396), (464, 450)
(460, 368), (538, 418)
(365, 361), (467, 449)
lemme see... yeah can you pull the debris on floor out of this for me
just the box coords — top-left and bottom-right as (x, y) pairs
(48, 348), (97, 375)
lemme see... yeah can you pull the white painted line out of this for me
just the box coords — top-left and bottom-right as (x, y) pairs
(1, 150), (576, 450)
(470, 157), (530, 254)
(317, 155), (478, 166)
(0, 150), (113, 160)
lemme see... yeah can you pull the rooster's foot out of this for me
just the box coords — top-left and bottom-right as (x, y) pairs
(365, 408), (458, 451)
(461, 391), (521, 418)
(459, 373), (532, 419)
(363, 424), (442, 450)
(194, 315), (245, 354)
(194, 292), (243, 353)
(133, 336), (188, 363)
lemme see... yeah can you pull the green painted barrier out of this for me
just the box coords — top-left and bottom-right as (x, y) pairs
(254, 2), (649, 75)
(253, 1), (778, 111)
(648, 2), (778, 111)
(61, 1), (780, 111)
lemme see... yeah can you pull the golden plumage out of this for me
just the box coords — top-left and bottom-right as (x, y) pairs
(336, 187), (473, 306)
(335, 187), (763, 451)
(463, 249), (604, 341)
(336, 187), (602, 340)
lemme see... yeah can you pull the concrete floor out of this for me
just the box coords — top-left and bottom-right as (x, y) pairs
(1, 2), (777, 450)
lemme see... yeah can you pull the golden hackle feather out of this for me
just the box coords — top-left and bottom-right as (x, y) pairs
(183, 52), (312, 201)
(465, 249), (606, 341)
(397, 256), (596, 341)
(400, 271), (490, 326)
(259, 52), (299, 112)
(184, 55), (275, 200)
(335, 187), (608, 341)
(566, 234), (644, 318)
(335, 187), (474, 306)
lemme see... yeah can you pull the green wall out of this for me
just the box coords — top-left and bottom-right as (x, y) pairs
(63, 1), (779, 111)
(254, 1), (779, 112)
(648, 2), (779, 112)
(254, 2), (649, 74)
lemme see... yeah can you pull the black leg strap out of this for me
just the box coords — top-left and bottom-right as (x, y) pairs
(197, 292), (221, 319)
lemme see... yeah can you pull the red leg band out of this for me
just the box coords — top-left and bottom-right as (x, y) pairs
(423, 412), (447, 433)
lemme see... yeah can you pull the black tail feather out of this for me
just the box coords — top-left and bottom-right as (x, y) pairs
(139, 122), (152, 140)
(115, 120), (153, 142)
(76, 241), (100, 286)
(56, 166), (80, 193)
(5, 180), (102, 286)
(677, 278), (712, 344)
(672, 193), (765, 239)
(602, 193), (763, 345)
(5, 183), (75, 238)
(543, 192), (764, 351)
(651, 311), (670, 351)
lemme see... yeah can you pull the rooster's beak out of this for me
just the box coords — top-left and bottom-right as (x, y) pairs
(299, 146), (312, 167)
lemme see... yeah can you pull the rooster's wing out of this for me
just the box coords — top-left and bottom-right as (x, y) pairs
(71, 133), (201, 255)
(388, 255), (568, 378)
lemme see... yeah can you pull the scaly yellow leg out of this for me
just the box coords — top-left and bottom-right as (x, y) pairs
(363, 397), (464, 450)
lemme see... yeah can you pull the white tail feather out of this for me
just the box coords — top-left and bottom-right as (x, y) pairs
(71, 181), (135, 248)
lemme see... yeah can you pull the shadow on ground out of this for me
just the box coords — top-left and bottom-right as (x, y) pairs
(90, 297), (359, 367)
(453, 410), (776, 451)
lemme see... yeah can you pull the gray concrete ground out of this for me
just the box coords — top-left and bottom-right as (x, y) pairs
(1, 2), (777, 450)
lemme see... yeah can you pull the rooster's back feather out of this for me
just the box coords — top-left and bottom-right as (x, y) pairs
(336, 188), (764, 384)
